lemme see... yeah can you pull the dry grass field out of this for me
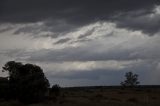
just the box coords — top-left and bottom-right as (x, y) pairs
(0, 86), (160, 106)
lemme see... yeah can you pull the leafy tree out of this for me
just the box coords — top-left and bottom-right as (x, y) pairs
(121, 71), (140, 87)
(2, 61), (50, 103)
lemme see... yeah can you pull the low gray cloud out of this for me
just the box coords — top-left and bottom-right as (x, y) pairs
(27, 37), (160, 62)
(45, 60), (159, 86)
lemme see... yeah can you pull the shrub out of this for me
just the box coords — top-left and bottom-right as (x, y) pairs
(51, 84), (61, 97)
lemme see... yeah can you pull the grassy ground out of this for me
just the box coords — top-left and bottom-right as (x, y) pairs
(0, 87), (160, 106)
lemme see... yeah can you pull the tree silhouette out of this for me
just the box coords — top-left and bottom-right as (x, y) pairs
(0, 77), (9, 99)
(51, 84), (61, 97)
(121, 71), (140, 87)
(2, 61), (50, 103)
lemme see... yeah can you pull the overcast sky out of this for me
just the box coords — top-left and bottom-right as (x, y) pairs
(0, 0), (160, 87)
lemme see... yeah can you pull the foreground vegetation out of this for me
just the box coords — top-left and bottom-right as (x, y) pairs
(0, 86), (160, 106)
(0, 61), (160, 106)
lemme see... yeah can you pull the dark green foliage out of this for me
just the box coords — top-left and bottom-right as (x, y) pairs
(2, 61), (50, 103)
(0, 77), (9, 99)
(51, 84), (61, 97)
(121, 71), (140, 87)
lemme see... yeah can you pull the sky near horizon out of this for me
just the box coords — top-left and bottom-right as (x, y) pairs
(0, 0), (160, 87)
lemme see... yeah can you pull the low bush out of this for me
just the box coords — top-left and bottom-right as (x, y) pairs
(50, 84), (61, 97)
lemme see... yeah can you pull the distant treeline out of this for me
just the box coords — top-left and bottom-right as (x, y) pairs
(63, 85), (160, 91)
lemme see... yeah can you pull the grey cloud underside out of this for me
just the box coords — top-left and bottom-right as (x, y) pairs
(13, 20), (78, 36)
(47, 69), (126, 81)
(27, 41), (160, 62)
(1, 0), (160, 34)
(46, 60), (157, 86)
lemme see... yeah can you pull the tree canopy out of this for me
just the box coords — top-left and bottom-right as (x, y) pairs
(121, 71), (140, 87)
(2, 61), (50, 103)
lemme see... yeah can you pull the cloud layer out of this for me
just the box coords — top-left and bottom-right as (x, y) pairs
(0, 0), (160, 86)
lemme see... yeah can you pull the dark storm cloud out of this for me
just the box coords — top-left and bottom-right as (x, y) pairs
(114, 10), (160, 35)
(0, 0), (160, 34)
